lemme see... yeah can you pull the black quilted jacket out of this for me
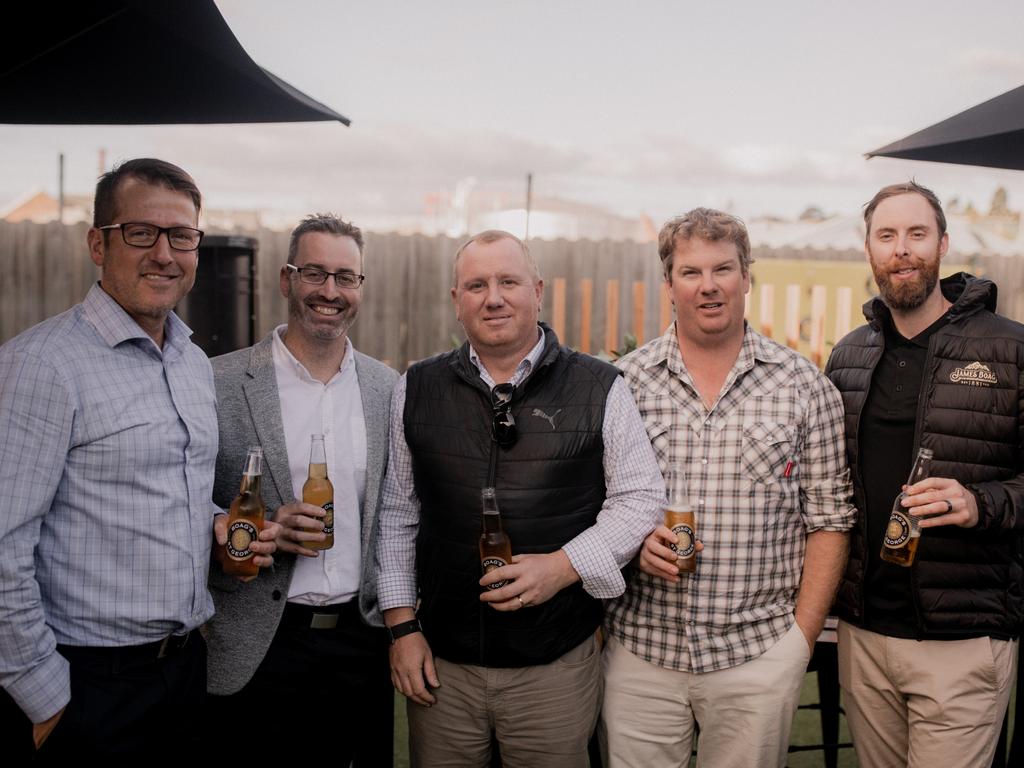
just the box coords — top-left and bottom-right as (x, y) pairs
(825, 273), (1024, 639)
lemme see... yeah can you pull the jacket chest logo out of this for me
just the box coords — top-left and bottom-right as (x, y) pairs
(949, 361), (998, 387)
(531, 408), (562, 429)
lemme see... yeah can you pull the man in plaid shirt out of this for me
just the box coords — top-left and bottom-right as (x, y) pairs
(601, 208), (855, 768)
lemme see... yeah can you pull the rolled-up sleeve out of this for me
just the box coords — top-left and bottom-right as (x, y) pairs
(562, 376), (665, 598)
(799, 375), (856, 532)
(374, 375), (421, 611)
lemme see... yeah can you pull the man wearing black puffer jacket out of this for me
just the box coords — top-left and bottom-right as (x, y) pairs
(826, 181), (1024, 768)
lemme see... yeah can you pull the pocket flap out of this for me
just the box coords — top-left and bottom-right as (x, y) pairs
(743, 422), (795, 446)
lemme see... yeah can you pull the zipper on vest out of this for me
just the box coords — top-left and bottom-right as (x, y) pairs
(487, 438), (499, 488)
(481, 428), (500, 665)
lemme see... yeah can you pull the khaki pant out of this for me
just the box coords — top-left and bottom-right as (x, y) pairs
(837, 620), (1016, 768)
(407, 633), (601, 768)
(600, 622), (810, 768)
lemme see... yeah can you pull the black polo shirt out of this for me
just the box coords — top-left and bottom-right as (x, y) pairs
(860, 311), (949, 638)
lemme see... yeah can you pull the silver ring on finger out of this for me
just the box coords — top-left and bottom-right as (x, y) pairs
(944, 499), (953, 514)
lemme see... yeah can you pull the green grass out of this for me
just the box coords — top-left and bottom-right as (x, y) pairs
(393, 672), (1017, 767)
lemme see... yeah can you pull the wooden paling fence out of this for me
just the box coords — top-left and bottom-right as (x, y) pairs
(544, 276), (849, 368)
(2, 221), (1022, 372)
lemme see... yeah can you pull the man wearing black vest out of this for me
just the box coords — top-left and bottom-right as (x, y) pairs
(376, 229), (664, 767)
(826, 181), (1024, 767)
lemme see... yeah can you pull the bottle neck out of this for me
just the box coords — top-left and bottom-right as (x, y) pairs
(482, 510), (503, 533)
(905, 457), (932, 486)
(239, 473), (262, 496)
(308, 436), (327, 466)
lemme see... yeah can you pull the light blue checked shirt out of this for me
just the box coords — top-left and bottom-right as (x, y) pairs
(377, 327), (665, 611)
(0, 284), (219, 722)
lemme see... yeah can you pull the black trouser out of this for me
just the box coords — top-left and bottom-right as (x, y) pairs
(206, 600), (393, 766)
(1, 630), (207, 759)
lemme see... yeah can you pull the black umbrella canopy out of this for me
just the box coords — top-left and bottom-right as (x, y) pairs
(866, 84), (1024, 171)
(0, 0), (349, 125)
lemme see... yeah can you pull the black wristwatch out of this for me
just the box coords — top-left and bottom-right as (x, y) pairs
(387, 618), (423, 644)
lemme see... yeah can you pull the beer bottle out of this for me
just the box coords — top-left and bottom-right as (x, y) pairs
(664, 462), (697, 574)
(880, 447), (934, 567)
(479, 487), (513, 590)
(302, 434), (334, 551)
(223, 446), (266, 578)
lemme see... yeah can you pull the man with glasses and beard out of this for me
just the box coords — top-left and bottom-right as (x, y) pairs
(826, 181), (1024, 768)
(204, 214), (397, 765)
(376, 230), (664, 767)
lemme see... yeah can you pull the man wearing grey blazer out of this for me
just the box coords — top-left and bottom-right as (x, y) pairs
(205, 214), (397, 766)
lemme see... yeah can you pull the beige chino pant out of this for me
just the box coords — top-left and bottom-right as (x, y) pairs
(837, 621), (1016, 768)
(407, 633), (601, 768)
(600, 622), (810, 768)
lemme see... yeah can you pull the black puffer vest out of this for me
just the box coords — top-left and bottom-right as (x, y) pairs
(404, 324), (619, 666)
(826, 273), (1024, 638)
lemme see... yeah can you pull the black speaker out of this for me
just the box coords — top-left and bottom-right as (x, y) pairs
(177, 234), (257, 357)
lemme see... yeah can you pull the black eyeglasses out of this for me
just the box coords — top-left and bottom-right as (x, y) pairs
(491, 383), (517, 448)
(98, 222), (204, 251)
(285, 264), (365, 289)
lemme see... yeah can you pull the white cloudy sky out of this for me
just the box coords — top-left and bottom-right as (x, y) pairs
(3, 0), (1024, 222)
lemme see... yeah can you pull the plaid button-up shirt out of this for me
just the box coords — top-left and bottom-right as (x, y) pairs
(605, 324), (854, 673)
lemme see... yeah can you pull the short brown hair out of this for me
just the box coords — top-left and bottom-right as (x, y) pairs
(288, 213), (364, 264)
(452, 230), (540, 287)
(658, 208), (752, 280)
(93, 158), (201, 227)
(863, 181), (946, 241)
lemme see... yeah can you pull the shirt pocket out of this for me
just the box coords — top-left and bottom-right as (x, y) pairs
(644, 419), (671, 467)
(741, 422), (796, 485)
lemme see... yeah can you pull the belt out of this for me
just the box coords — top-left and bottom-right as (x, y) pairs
(57, 629), (199, 671)
(281, 600), (358, 630)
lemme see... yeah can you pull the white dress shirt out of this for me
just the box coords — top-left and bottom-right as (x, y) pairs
(271, 326), (366, 605)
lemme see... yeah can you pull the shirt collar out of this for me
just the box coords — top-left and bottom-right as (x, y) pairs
(468, 325), (545, 389)
(82, 282), (191, 355)
(648, 321), (779, 377)
(272, 324), (354, 384)
(879, 308), (950, 350)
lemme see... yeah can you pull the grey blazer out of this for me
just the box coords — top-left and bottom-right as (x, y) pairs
(204, 332), (398, 695)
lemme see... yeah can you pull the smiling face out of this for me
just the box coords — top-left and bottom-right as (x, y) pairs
(667, 237), (750, 351)
(866, 192), (947, 311)
(86, 177), (199, 344)
(451, 235), (543, 361)
(280, 231), (363, 345)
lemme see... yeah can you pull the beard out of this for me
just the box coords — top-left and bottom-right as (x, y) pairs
(287, 290), (355, 341)
(870, 253), (940, 311)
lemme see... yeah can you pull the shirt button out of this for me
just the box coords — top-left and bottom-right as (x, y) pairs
(701, 458), (708, 465)
(896, 385), (903, 392)
(272, 590), (282, 601)
(698, 499), (705, 505)
(898, 360), (907, 368)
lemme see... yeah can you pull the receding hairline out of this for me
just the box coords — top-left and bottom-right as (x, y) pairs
(451, 230), (541, 287)
(291, 230), (365, 272)
(863, 181), (947, 242)
(867, 192), (940, 229)
(94, 158), (201, 228)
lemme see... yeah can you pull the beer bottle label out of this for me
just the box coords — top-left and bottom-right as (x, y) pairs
(227, 520), (259, 560)
(481, 557), (509, 590)
(322, 501), (334, 536)
(670, 524), (696, 558)
(884, 511), (911, 548)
